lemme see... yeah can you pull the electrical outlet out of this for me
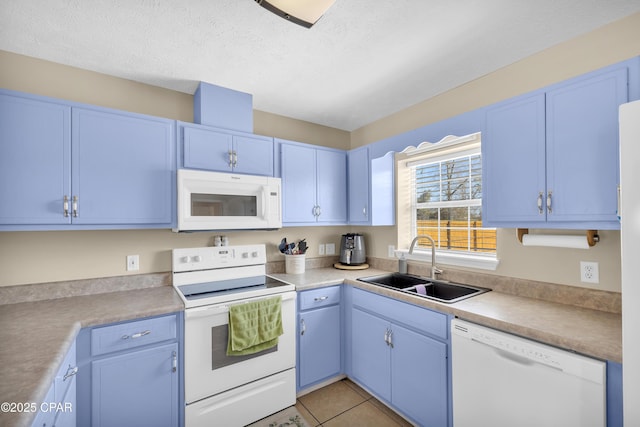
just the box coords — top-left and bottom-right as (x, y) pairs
(580, 261), (599, 283)
(127, 255), (139, 271)
(388, 245), (396, 258)
(318, 244), (325, 256)
(326, 243), (336, 255)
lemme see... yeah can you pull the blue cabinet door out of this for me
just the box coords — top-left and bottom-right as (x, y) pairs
(351, 308), (391, 401)
(72, 108), (174, 225)
(298, 305), (341, 389)
(483, 93), (546, 226)
(91, 342), (178, 427)
(0, 93), (71, 225)
(348, 147), (370, 224)
(392, 324), (448, 427)
(281, 143), (318, 223)
(546, 68), (627, 226)
(232, 134), (274, 176)
(183, 126), (233, 172)
(182, 125), (273, 176)
(316, 149), (347, 223)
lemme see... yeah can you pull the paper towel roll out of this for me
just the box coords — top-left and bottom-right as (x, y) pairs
(521, 234), (590, 249)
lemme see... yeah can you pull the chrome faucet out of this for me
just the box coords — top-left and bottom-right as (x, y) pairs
(409, 235), (443, 279)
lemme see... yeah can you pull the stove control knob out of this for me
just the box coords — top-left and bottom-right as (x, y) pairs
(252, 251), (259, 258)
(242, 252), (249, 258)
(180, 256), (189, 263)
(192, 255), (202, 262)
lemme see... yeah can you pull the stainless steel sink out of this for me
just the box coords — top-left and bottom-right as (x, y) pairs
(357, 273), (489, 303)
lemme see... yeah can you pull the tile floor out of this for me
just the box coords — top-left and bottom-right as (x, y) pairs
(294, 379), (414, 427)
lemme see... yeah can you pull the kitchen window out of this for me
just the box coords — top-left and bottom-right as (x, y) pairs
(397, 133), (498, 270)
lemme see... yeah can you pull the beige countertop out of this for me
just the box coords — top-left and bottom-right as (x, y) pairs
(270, 268), (622, 363)
(0, 286), (184, 427)
(1, 267), (622, 426)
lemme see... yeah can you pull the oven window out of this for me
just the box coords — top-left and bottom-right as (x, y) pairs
(191, 193), (257, 217)
(211, 325), (277, 369)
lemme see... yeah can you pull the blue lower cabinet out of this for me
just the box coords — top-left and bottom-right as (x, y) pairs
(92, 343), (179, 427)
(297, 286), (342, 391)
(606, 361), (622, 427)
(77, 313), (182, 427)
(349, 288), (451, 427)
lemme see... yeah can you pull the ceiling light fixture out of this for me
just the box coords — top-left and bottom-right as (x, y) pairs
(254, 0), (336, 28)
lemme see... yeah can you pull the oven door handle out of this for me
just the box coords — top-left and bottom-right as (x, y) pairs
(185, 291), (296, 319)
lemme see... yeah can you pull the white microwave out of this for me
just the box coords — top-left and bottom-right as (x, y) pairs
(175, 169), (282, 232)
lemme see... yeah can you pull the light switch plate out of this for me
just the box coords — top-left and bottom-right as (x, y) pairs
(127, 255), (140, 271)
(325, 243), (336, 255)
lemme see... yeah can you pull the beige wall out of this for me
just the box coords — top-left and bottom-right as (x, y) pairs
(2, 13), (639, 290)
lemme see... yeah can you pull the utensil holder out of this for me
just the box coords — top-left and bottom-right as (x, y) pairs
(285, 254), (306, 274)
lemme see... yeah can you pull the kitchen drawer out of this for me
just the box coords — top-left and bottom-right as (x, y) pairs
(299, 286), (341, 310)
(352, 288), (448, 340)
(91, 314), (177, 356)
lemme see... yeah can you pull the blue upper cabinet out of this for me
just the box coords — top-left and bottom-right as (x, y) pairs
(279, 139), (347, 225)
(180, 122), (274, 176)
(0, 92), (72, 226)
(483, 61), (632, 229)
(347, 147), (395, 226)
(348, 146), (370, 224)
(72, 108), (174, 226)
(0, 90), (175, 230)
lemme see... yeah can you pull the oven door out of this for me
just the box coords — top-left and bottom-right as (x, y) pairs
(184, 291), (296, 404)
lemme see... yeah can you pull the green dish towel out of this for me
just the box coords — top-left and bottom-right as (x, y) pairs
(227, 295), (283, 356)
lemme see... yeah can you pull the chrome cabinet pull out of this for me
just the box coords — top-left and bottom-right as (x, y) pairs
(121, 330), (151, 340)
(300, 318), (306, 336)
(546, 191), (552, 214)
(537, 192), (543, 214)
(63, 195), (70, 217)
(363, 206), (367, 217)
(72, 195), (78, 217)
(384, 328), (390, 346)
(316, 205), (321, 218)
(63, 365), (78, 381)
(388, 329), (394, 348)
(172, 351), (177, 373)
(314, 296), (328, 302)
(228, 150), (234, 168)
(232, 150), (238, 167)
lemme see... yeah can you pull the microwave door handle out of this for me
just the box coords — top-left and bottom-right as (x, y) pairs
(262, 188), (267, 218)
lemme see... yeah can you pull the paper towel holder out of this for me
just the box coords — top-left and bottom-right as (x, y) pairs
(516, 228), (600, 247)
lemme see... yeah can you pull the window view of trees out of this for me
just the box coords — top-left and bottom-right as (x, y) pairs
(413, 154), (496, 253)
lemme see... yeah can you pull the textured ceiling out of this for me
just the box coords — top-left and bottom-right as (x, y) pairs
(1, 1), (639, 131)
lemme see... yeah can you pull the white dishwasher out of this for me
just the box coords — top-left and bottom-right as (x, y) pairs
(451, 319), (606, 427)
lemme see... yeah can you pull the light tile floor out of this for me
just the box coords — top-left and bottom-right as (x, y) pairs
(295, 379), (414, 427)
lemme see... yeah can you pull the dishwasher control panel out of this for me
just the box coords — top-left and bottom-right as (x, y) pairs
(451, 319), (604, 383)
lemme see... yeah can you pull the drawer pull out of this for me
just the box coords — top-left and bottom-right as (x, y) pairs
(121, 330), (151, 340)
(63, 365), (78, 381)
(172, 351), (177, 373)
(314, 296), (328, 302)
(300, 318), (306, 336)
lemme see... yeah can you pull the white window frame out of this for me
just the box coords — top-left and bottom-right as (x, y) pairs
(396, 133), (499, 271)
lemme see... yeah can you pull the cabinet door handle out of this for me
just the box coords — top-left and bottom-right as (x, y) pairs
(72, 195), (78, 217)
(300, 318), (306, 336)
(537, 192), (543, 214)
(384, 328), (389, 346)
(546, 190), (552, 214)
(121, 330), (151, 340)
(63, 195), (70, 217)
(63, 365), (78, 381)
(316, 205), (321, 218)
(172, 350), (177, 373)
(363, 206), (367, 217)
(314, 296), (328, 302)
(228, 150), (234, 168)
(388, 329), (394, 348)
(232, 150), (238, 167)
